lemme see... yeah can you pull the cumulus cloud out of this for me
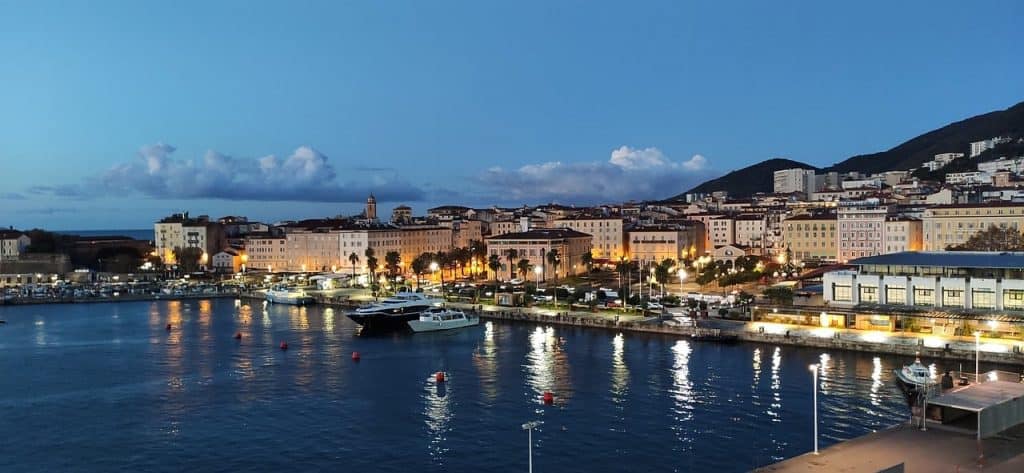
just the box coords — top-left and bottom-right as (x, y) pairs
(40, 143), (425, 203)
(474, 145), (714, 203)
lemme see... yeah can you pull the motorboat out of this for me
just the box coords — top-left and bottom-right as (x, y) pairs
(265, 286), (315, 305)
(346, 292), (437, 331)
(894, 356), (936, 406)
(408, 307), (479, 333)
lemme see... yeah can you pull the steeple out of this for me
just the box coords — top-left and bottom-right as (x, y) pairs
(366, 194), (378, 221)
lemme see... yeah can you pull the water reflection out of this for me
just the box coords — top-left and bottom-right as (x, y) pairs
(752, 347), (762, 387)
(768, 347), (781, 421)
(869, 357), (883, 406)
(423, 376), (451, 465)
(525, 326), (572, 404)
(670, 340), (694, 451)
(818, 353), (831, 395)
(610, 333), (629, 401)
(472, 321), (499, 401)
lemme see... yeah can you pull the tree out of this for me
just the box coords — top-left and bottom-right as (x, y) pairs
(505, 249), (518, 281)
(581, 252), (594, 273)
(949, 225), (1024, 251)
(384, 251), (401, 290)
(695, 260), (719, 289)
(470, 240), (488, 279)
(488, 254), (502, 284)
(654, 258), (675, 297)
(454, 247), (471, 277)
(410, 254), (429, 290)
(348, 252), (360, 281)
(172, 247), (203, 274)
(517, 258), (532, 281)
(364, 248), (378, 297)
(435, 251), (449, 300)
(546, 248), (560, 282)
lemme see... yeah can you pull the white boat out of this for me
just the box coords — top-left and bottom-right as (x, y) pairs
(407, 307), (479, 333)
(347, 292), (438, 331)
(894, 356), (936, 406)
(265, 286), (315, 305)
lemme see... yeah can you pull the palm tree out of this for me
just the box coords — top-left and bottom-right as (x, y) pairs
(581, 251), (594, 273)
(435, 251), (449, 300)
(505, 249), (518, 281)
(517, 258), (532, 281)
(487, 254), (501, 284)
(364, 247), (378, 298)
(470, 240), (488, 279)
(410, 254), (428, 290)
(546, 249), (560, 283)
(348, 252), (359, 283)
(384, 251), (401, 291)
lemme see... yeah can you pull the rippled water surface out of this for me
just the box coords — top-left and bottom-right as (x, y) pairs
(0, 299), (928, 471)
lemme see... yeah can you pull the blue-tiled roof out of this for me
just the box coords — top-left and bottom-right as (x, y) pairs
(850, 251), (1024, 269)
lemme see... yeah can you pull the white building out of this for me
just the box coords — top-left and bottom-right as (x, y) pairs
(970, 137), (1011, 158)
(0, 230), (31, 261)
(945, 171), (991, 185)
(773, 168), (816, 195)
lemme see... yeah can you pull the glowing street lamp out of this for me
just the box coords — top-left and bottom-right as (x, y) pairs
(809, 364), (819, 454)
(677, 268), (687, 295)
(522, 420), (543, 473)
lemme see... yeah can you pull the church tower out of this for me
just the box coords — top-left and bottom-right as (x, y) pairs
(366, 194), (377, 221)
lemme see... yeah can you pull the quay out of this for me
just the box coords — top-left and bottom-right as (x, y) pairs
(1, 292), (237, 306)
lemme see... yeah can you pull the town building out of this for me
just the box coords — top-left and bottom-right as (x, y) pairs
(882, 217), (923, 254)
(922, 203), (1024, 251)
(391, 205), (413, 224)
(553, 217), (625, 260)
(970, 137), (1010, 158)
(0, 230), (31, 261)
(625, 223), (703, 264)
(211, 249), (242, 273)
(733, 214), (766, 250)
(244, 233), (287, 271)
(837, 202), (891, 262)
(485, 228), (592, 280)
(782, 213), (837, 262)
(709, 216), (735, 247)
(396, 225), (453, 268)
(773, 168), (816, 195)
(153, 213), (224, 265)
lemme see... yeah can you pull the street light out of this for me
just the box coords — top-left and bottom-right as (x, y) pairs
(522, 420), (543, 473)
(677, 268), (687, 296)
(808, 364), (819, 454)
(534, 265), (542, 287)
(974, 331), (981, 381)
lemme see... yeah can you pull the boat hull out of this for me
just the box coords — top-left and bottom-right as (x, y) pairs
(347, 313), (420, 332)
(408, 317), (480, 333)
(266, 293), (315, 305)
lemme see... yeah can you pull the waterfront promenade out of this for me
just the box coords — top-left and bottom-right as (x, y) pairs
(754, 423), (1024, 473)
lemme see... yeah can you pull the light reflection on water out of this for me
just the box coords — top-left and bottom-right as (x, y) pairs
(472, 321), (499, 401)
(524, 326), (572, 405)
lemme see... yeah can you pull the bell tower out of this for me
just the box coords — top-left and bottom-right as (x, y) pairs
(366, 194), (377, 221)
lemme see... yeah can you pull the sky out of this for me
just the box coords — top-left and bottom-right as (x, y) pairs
(1, 0), (1021, 230)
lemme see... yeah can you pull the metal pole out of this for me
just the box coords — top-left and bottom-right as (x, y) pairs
(813, 368), (819, 454)
(528, 426), (533, 473)
(976, 332), (980, 381)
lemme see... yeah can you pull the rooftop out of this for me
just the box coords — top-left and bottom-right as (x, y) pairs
(851, 251), (1024, 269)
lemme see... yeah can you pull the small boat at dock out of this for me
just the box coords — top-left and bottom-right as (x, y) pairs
(265, 286), (315, 305)
(408, 307), (479, 333)
(691, 328), (739, 343)
(894, 356), (937, 406)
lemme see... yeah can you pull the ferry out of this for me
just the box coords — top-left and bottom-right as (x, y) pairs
(346, 292), (437, 332)
(408, 307), (479, 333)
(265, 286), (315, 305)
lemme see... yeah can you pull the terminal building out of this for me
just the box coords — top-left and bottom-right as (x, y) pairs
(823, 251), (1024, 337)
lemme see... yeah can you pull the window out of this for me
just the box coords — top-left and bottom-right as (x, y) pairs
(833, 284), (852, 302)
(860, 286), (878, 303)
(942, 289), (963, 308)
(886, 286), (906, 305)
(972, 289), (995, 310)
(913, 288), (934, 306)
(1004, 290), (1024, 310)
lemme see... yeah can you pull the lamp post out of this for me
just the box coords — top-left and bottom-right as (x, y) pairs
(678, 268), (687, 296)
(974, 331), (981, 381)
(809, 364), (819, 455)
(522, 420), (543, 473)
(534, 265), (542, 291)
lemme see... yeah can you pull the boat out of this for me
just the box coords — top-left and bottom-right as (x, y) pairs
(265, 286), (315, 305)
(408, 307), (479, 333)
(691, 328), (739, 343)
(894, 356), (937, 406)
(346, 292), (438, 331)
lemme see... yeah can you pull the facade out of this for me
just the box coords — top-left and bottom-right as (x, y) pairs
(485, 229), (592, 280)
(922, 203), (1024, 251)
(882, 217), (923, 254)
(211, 250), (242, 273)
(0, 230), (31, 261)
(285, 230), (343, 272)
(733, 214), (766, 249)
(773, 168), (816, 195)
(709, 217), (735, 248)
(444, 219), (483, 249)
(553, 217), (625, 260)
(391, 205), (413, 224)
(782, 213), (837, 262)
(837, 203), (890, 262)
(245, 234), (287, 271)
(154, 213), (223, 264)
(397, 225), (453, 267)
(625, 224), (702, 264)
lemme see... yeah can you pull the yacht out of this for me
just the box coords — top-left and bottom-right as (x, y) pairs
(346, 292), (437, 331)
(265, 286), (315, 305)
(408, 307), (479, 333)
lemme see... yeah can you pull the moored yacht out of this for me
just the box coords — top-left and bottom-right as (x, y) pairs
(265, 286), (315, 305)
(346, 292), (437, 331)
(408, 307), (479, 333)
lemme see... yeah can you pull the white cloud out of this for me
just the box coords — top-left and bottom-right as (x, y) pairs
(473, 145), (714, 203)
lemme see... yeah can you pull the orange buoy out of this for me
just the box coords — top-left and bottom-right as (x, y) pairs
(351, 351), (361, 361)
(234, 332), (242, 340)
(279, 341), (288, 350)
(543, 391), (554, 404)
(165, 323), (172, 331)
(435, 371), (445, 383)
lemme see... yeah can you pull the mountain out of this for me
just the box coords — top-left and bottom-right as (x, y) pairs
(675, 158), (817, 199)
(828, 101), (1024, 174)
(676, 100), (1024, 198)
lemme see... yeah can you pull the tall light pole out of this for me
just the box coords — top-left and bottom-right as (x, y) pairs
(974, 331), (981, 381)
(809, 364), (819, 455)
(522, 420), (543, 473)
(678, 269), (687, 297)
(534, 265), (542, 290)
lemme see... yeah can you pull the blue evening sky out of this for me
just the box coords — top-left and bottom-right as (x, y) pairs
(1, 0), (1021, 230)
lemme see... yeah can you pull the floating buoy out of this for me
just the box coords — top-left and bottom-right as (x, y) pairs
(165, 323), (172, 331)
(543, 391), (554, 404)
(234, 332), (242, 340)
(351, 351), (361, 361)
(435, 371), (445, 383)
(280, 341), (289, 350)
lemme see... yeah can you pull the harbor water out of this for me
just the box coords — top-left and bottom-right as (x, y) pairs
(0, 299), (929, 471)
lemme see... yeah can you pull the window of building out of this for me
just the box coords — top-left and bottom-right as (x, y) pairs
(1004, 290), (1024, 310)
(913, 288), (934, 306)
(942, 289), (963, 308)
(860, 286), (878, 303)
(972, 289), (995, 309)
(833, 284), (852, 302)
(886, 286), (906, 304)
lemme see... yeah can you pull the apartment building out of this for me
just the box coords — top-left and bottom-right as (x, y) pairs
(244, 233), (287, 271)
(485, 229), (592, 280)
(0, 230), (30, 261)
(733, 214), (766, 250)
(837, 203), (891, 262)
(626, 224), (702, 264)
(883, 217), (923, 254)
(154, 212), (224, 264)
(773, 168), (816, 195)
(922, 203), (1024, 251)
(553, 217), (625, 260)
(397, 225), (453, 267)
(709, 217), (735, 248)
(782, 213), (837, 262)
